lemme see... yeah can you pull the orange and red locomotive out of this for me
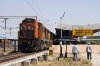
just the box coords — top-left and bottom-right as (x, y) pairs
(18, 18), (54, 52)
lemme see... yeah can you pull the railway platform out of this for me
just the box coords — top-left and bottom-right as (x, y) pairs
(0, 50), (49, 66)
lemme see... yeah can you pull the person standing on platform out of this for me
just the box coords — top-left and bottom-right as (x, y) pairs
(72, 43), (79, 61)
(86, 43), (92, 60)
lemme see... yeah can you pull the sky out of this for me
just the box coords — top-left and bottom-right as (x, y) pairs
(0, 0), (100, 38)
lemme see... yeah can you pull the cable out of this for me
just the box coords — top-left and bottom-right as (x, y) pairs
(25, 0), (44, 20)
(32, 0), (48, 20)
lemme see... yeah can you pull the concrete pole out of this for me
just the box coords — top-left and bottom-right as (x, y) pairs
(59, 12), (65, 57)
(14, 40), (16, 52)
(4, 18), (8, 53)
(98, 30), (99, 44)
(9, 28), (12, 38)
(60, 17), (63, 57)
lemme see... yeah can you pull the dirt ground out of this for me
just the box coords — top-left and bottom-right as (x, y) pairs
(31, 53), (92, 66)
(80, 52), (100, 66)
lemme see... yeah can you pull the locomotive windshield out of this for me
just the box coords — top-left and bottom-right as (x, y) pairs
(24, 18), (35, 23)
(26, 19), (32, 23)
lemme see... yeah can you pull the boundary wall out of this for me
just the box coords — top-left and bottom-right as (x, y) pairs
(52, 45), (100, 54)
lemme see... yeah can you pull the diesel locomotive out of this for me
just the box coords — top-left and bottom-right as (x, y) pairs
(18, 18), (54, 52)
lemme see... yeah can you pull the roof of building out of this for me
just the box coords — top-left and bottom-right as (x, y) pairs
(0, 35), (17, 40)
(55, 22), (100, 33)
(55, 22), (100, 30)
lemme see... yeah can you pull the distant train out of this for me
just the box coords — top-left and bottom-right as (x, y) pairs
(18, 18), (54, 52)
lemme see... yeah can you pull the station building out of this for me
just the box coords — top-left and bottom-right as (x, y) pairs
(54, 22), (100, 44)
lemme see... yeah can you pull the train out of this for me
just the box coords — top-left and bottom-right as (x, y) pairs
(18, 18), (54, 52)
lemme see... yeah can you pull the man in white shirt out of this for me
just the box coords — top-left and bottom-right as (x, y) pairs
(72, 43), (79, 61)
(86, 43), (92, 60)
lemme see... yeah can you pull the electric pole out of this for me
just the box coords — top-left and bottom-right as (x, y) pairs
(4, 18), (8, 53)
(9, 28), (12, 38)
(60, 12), (65, 57)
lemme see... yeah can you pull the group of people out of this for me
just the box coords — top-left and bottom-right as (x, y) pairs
(72, 43), (92, 61)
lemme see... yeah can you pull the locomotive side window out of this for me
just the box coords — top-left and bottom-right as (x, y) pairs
(39, 26), (42, 30)
(19, 24), (22, 36)
(20, 24), (22, 30)
(42, 27), (44, 32)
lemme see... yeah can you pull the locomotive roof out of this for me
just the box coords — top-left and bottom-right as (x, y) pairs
(24, 18), (35, 19)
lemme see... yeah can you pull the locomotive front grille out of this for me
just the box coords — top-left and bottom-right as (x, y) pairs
(25, 30), (34, 38)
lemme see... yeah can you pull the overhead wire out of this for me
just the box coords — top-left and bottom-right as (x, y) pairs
(32, 0), (48, 20)
(31, 0), (51, 30)
(25, 0), (53, 32)
(25, 0), (44, 20)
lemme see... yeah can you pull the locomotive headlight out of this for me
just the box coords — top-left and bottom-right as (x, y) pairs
(28, 26), (31, 29)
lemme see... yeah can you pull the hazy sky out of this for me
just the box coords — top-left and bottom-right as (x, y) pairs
(0, 0), (100, 38)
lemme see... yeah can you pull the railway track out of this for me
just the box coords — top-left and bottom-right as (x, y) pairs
(0, 51), (43, 63)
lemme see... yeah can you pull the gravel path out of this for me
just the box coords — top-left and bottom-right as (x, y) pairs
(80, 52), (100, 66)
